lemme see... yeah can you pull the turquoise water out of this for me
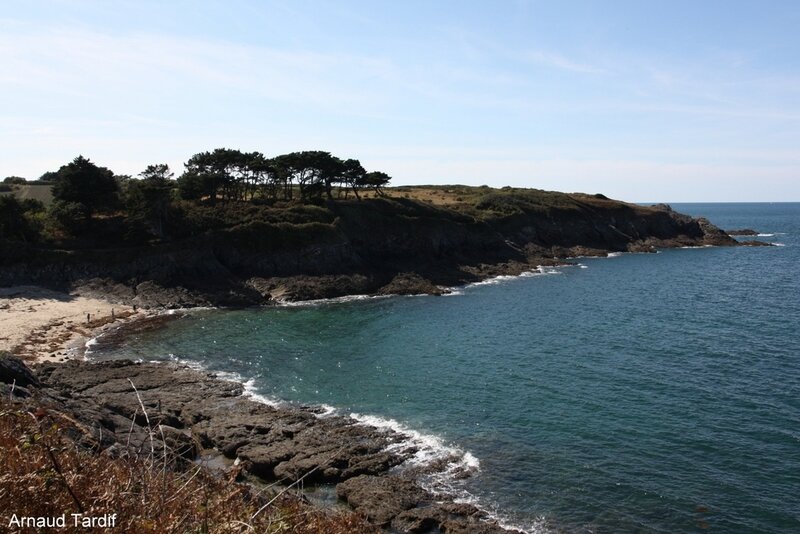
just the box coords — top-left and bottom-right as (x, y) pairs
(95, 203), (800, 533)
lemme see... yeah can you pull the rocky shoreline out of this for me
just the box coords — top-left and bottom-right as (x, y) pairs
(1, 355), (522, 533)
(1, 196), (777, 532)
(1, 196), (754, 309)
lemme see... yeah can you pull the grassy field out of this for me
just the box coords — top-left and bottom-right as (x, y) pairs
(0, 183), (54, 206)
(0, 181), (630, 220)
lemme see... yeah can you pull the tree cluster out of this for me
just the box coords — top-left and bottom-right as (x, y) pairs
(177, 149), (390, 204)
(0, 150), (391, 245)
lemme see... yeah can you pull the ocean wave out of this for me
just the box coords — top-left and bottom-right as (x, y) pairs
(349, 412), (480, 473)
(465, 266), (564, 288)
(87, 313), (541, 531)
(441, 288), (465, 296)
(92, 343), (542, 532)
(276, 294), (393, 307)
(239, 377), (283, 407)
(346, 412), (548, 533)
(235, 374), (537, 531)
(83, 337), (99, 358)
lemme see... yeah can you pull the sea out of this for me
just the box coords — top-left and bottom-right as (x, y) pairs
(91, 203), (800, 533)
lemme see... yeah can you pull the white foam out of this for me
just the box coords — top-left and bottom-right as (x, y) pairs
(345, 411), (544, 533)
(350, 412), (480, 475)
(83, 337), (99, 357)
(276, 293), (393, 307)
(773, 243), (786, 247)
(239, 377), (282, 407)
(99, 344), (539, 533)
(315, 404), (337, 417)
(758, 233), (775, 237)
(606, 251), (624, 257)
(451, 491), (550, 534)
(441, 288), (465, 296)
(462, 266), (563, 289)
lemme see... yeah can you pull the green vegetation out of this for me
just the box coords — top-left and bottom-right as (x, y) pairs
(2, 149), (624, 255)
(0, 149), (394, 249)
(51, 156), (121, 215)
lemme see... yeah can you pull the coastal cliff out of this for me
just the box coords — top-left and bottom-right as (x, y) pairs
(0, 187), (737, 306)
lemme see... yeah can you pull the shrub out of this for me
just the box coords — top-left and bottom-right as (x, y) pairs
(48, 200), (90, 236)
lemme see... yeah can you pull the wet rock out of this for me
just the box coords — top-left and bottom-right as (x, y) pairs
(393, 502), (520, 534)
(378, 272), (445, 296)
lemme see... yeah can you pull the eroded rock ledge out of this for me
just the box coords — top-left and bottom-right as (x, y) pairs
(1, 357), (520, 533)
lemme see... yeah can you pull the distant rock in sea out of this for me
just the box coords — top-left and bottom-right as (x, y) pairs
(727, 228), (759, 236)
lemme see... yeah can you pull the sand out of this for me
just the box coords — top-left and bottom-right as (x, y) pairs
(0, 286), (141, 364)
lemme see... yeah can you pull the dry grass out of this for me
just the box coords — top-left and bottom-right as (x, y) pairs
(0, 398), (377, 533)
(385, 185), (490, 207)
(1, 184), (55, 206)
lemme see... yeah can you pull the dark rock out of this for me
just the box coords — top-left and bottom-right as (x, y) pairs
(159, 425), (198, 460)
(378, 272), (445, 296)
(393, 502), (521, 534)
(0, 353), (40, 388)
(336, 475), (431, 526)
(738, 240), (774, 247)
(2, 194), (737, 306)
(18, 358), (521, 533)
(697, 218), (738, 246)
(33, 359), (415, 483)
(726, 228), (758, 236)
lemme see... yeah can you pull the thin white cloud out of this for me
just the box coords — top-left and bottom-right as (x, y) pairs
(522, 49), (605, 74)
(0, 26), (398, 114)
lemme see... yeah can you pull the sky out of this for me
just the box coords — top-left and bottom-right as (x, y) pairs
(1, 0), (799, 202)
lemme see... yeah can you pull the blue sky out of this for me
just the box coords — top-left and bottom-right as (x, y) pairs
(2, 0), (799, 201)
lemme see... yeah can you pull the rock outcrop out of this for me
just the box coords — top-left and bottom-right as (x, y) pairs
(1, 193), (739, 306)
(1, 357), (520, 532)
(726, 228), (759, 236)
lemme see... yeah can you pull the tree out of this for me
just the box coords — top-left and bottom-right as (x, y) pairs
(3, 177), (26, 185)
(37, 171), (58, 183)
(272, 151), (343, 202)
(178, 151), (225, 205)
(178, 149), (266, 204)
(361, 171), (391, 196)
(51, 156), (120, 214)
(48, 200), (89, 236)
(125, 164), (175, 238)
(140, 163), (174, 183)
(0, 196), (40, 242)
(341, 159), (366, 200)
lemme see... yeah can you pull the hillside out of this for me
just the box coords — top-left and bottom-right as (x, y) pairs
(1, 185), (736, 306)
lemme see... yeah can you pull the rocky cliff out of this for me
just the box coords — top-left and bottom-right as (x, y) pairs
(0, 189), (737, 306)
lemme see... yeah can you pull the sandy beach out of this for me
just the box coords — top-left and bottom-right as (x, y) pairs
(0, 286), (141, 364)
